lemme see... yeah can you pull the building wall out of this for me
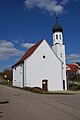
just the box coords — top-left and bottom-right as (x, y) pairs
(24, 40), (63, 91)
(77, 69), (80, 74)
(52, 44), (67, 90)
(53, 32), (63, 45)
(13, 63), (23, 88)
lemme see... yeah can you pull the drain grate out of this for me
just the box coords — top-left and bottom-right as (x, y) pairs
(0, 100), (9, 104)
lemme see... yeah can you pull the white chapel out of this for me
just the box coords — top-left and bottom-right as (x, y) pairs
(12, 17), (67, 91)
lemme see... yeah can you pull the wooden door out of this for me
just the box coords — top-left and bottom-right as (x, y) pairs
(63, 80), (65, 90)
(42, 80), (48, 91)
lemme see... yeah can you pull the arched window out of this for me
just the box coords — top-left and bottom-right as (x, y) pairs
(59, 34), (61, 39)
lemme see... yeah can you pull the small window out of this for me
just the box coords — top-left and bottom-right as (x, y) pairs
(56, 35), (58, 39)
(43, 55), (46, 59)
(63, 80), (65, 90)
(60, 53), (62, 57)
(60, 35), (61, 39)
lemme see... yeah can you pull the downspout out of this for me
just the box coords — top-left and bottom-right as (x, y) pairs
(23, 63), (24, 88)
(61, 62), (64, 90)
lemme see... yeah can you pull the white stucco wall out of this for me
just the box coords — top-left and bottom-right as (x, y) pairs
(13, 63), (23, 88)
(53, 32), (63, 45)
(52, 44), (67, 90)
(24, 40), (63, 91)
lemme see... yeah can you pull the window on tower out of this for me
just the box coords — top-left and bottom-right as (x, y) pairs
(60, 53), (62, 57)
(56, 35), (58, 39)
(59, 35), (61, 39)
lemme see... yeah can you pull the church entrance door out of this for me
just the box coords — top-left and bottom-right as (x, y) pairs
(63, 80), (65, 90)
(42, 80), (48, 91)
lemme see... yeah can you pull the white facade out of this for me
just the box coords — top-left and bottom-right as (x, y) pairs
(24, 40), (63, 91)
(12, 39), (65, 91)
(12, 17), (67, 91)
(13, 63), (24, 87)
(52, 31), (67, 90)
(53, 32), (63, 45)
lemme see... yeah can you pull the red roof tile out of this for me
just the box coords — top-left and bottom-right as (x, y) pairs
(67, 64), (78, 69)
(66, 64), (78, 72)
(12, 39), (43, 68)
(67, 69), (78, 72)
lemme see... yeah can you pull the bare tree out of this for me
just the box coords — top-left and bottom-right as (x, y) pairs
(2, 68), (12, 81)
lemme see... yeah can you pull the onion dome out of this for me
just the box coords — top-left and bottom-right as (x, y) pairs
(52, 17), (63, 33)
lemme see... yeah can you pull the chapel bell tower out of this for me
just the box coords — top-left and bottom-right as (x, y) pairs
(52, 17), (67, 90)
(52, 16), (63, 45)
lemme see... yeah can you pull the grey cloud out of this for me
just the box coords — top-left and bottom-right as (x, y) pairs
(22, 42), (35, 49)
(24, 0), (64, 14)
(0, 40), (24, 60)
(66, 54), (80, 63)
(24, 0), (79, 14)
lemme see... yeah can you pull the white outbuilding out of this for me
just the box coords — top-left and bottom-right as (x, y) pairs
(12, 17), (67, 91)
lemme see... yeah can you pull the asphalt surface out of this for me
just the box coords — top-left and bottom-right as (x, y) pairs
(0, 85), (80, 120)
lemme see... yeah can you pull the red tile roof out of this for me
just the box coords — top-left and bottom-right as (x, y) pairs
(12, 39), (43, 68)
(66, 64), (78, 72)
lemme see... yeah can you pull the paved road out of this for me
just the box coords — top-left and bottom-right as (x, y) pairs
(0, 85), (80, 120)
